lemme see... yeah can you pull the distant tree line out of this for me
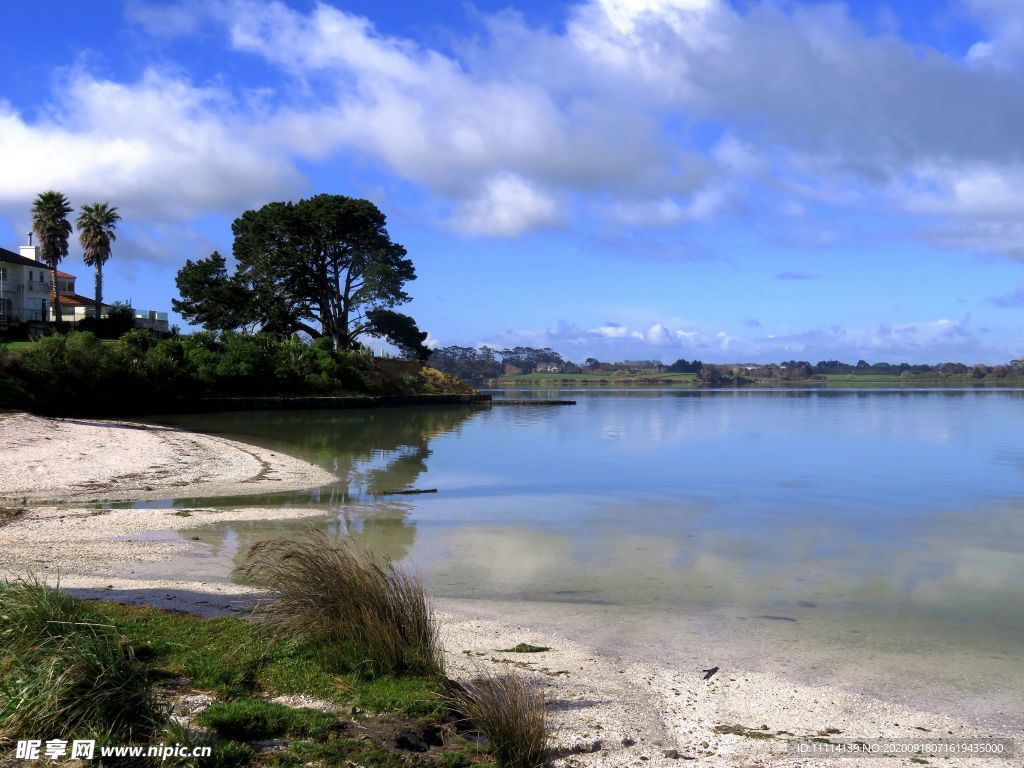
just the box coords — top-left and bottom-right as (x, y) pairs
(427, 346), (1024, 385)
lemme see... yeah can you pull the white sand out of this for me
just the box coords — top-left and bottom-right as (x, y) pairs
(0, 412), (335, 503)
(0, 412), (1017, 767)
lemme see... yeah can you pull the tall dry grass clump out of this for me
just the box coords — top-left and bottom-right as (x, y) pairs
(446, 671), (548, 768)
(239, 531), (443, 678)
(0, 579), (157, 743)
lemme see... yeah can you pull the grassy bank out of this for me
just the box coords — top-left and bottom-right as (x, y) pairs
(0, 590), (472, 767)
(1, 536), (548, 767)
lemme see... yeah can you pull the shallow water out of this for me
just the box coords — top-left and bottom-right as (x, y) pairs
(144, 389), (1024, 727)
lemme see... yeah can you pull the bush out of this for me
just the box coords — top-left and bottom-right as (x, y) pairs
(0, 580), (158, 743)
(0, 329), (464, 411)
(238, 532), (443, 678)
(446, 672), (548, 768)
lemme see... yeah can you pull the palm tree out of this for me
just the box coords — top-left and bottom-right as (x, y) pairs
(30, 191), (74, 325)
(77, 202), (121, 320)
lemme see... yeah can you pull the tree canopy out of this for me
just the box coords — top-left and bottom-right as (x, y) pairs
(174, 195), (426, 353)
(77, 202), (121, 318)
(31, 191), (74, 322)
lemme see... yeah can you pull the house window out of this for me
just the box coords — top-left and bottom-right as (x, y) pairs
(28, 271), (33, 282)
(0, 266), (7, 281)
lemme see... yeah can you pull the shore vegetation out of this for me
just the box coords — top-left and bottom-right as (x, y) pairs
(0, 329), (470, 412)
(0, 577), (531, 766)
(428, 344), (1024, 387)
(238, 531), (444, 679)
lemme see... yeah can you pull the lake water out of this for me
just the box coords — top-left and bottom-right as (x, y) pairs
(146, 389), (1024, 728)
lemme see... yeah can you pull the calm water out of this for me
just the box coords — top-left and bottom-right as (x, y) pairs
(146, 389), (1024, 725)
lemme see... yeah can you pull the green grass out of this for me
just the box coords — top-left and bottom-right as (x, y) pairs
(822, 373), (904, 382)
(266, 738), (405, 767)
(196, 699), (339, 741)
(0, 583), (505, 767)
(0, 580), (158, 743)
(92, 601), (442, 717)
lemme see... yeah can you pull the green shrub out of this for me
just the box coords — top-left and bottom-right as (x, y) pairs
(0, 329), (450, 409)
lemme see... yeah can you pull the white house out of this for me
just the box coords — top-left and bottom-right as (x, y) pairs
(0, 243), (54, 326)
(0, 240), (169, 332)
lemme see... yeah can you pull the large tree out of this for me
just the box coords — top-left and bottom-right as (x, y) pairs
(175, 195), (423, 351)
(173, 251), (256, 332)
(76, 202), (121, 319)
(31, 191), (74, 324)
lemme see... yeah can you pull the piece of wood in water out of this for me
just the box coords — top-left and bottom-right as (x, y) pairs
(369, 488), (438, 496)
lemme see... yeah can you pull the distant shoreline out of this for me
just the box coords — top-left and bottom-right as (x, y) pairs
(494, 373), (1024, 387)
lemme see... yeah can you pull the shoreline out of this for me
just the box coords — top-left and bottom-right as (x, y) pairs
(0, 412), (1017, 766)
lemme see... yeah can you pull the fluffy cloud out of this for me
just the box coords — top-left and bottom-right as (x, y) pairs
(0, 69), (305, 222)
(453, 174), (563, 236)
(215, 0), (1024, 250)
(8, 0), (1024, 251)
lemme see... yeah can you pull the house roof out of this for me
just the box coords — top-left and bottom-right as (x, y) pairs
(0, 247), (42, 269)
(49, 291), (111, 308)
(1, 248), (76, 278)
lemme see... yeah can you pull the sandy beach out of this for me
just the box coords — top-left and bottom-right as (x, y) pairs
(0, 412), (1017, 767)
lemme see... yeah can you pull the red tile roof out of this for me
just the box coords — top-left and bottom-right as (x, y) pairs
(49, 291), (109, 308)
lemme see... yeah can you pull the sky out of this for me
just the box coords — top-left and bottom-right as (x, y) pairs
(2, 0), (1024, 364)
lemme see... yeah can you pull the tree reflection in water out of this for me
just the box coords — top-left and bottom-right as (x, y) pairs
(151, 405), (484, 569)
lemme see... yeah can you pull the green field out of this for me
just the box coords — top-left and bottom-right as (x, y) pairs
(499, 371), (697, 383)
(822, 373), (905, 382)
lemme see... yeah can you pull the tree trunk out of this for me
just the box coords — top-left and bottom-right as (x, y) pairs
(50, 264), (61, 326)
(94, 263), (103, 320)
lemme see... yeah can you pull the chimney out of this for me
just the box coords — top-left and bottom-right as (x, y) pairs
(20, 233), (40, 263)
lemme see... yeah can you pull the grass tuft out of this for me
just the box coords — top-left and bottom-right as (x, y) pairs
(446, 672), (548, 768)
(238, 531), (443, 679)
(0, 579), (158, 743)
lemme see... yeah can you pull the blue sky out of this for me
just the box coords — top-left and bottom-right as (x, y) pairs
(2, 0), (1024, 363)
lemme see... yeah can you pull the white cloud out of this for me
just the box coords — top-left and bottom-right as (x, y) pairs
(594, 0), (717, 34)
(475, 313), (1011, 364)
(453, 174), (562, 236)
(0, 69), (304, 221)
(6, 0), (1024, 252)
(962, 0), (1024, 68)
(217, 0), (1024, 251)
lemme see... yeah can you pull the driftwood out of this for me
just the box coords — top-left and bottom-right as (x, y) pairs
(489, 400), (576, 406)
